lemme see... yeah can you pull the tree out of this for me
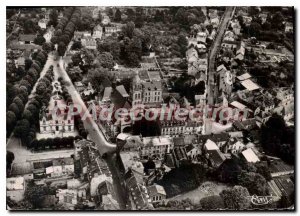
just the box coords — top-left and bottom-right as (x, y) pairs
(220, 186), (251, 210)
(97, 38), (121, 61)
(271, 11), (284, 30)
(34, 35), (46, 46)
(96, 52), (114, 69)
(6, 111), (16, 134)
(248, 6), (260, 17)
(24, 183), (48, 208)
(255, 161), (272, 181)
(122, 21), (135, 39)
(135, 13), (144, 28)
(238, 171), (268, 195)
(260, 114), (294, 164)
(23, 109), (33, 123)
(42, 42), (54, 53)
(126, 52), (140, 67)
(57, 41), (66, 56)
(36, 82), (48, 95)
(71, 52), (82, 66)
(248, 22), (262, 37)
(177, 34), (188, 58)
(26, 104), (38, 119)
(31, 62), (41, 72)
(87, 67), (109, 90)
(49, 9), (58, 27)
(25, 59), (33, 71)
(114, 9), (122, 22)
(50, 36), (58, 45)
(71, 40), (82, 50)
(14, 119), (30, 139)
(8, 103), (20, 118)
(7, 151), (15, 175)
(13, 97), (25, 113)
(35, 52), (47, 66)
(200, 195), (225, 210)
(23, 19), (37, 34)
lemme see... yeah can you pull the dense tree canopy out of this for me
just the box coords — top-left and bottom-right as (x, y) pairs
(220, 186), (251, 210)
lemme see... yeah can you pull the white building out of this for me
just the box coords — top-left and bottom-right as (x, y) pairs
(242, 148), (260, 163)
(7, 177), (25, 202)
(147, 185), (166, 203)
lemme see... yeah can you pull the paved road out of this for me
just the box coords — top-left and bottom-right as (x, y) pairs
(55, 58), (117, 155)
(207, 7), (234, 105)
(55, 56), (127, 209)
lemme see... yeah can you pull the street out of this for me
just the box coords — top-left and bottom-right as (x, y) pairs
(207, 7), (234, 105)
(54, 56), (127, 209)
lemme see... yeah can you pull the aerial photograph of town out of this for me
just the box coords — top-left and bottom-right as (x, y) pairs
(6, 6), (295, 211)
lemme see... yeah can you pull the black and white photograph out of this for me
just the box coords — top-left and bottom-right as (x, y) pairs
(5, 4), (295, 211)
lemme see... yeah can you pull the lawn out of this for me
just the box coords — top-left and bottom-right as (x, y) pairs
(167, 181), (231, 205)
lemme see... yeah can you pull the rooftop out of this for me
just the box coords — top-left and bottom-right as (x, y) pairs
(240, 79), (260, 91)
(242, 148), (260, 163)
(147, 184), (166, 196)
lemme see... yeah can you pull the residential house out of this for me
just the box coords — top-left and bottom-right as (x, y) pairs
(104, 26), (121, 36)
(93, 24), (103, 39)
(46, 158), (75, 178)
(101, 15), (110, 25)
(208, 29), (217, 40)
(196, 43), (206, 53)
(186, 47), (198, 63)
(43, 25), (55, 42)
(16, 56), (25, 68)
(56, 188), (87, 208)
(230, 19), (241, 35)
(147, 184), (166, 203)
(259, 13), (268, 24)
(127, 135), (174, 161)
(19, 34), (36, 44)
(185, 144), (200, 160)
(125, 170), (153, 210)
(242, 16), (253, 26)
(211, 16), (220, 28)
(74, 139), (111, 179)
(221, 40), (238, 50)
(236, 41), (246, 60)
(188, 57), (208, 77)
(185, 121), (203, 134)
(204, 139), (226, 168)
(217, 64), (233, 96)
(283, 102), (294, 122)
(223, 30), (235, 42)
(7, 177), (25, 202)
(196, 31), (208, 43)
(74, 31), (92, 40)
(275, 87), (294, 106)
(38, 19), (48, 29)
(119, 151), (144, 183)
(285, 22), (293, 33)
(172, 147), (189, 167)
(209, 9), (220, 28)
(241, 148), (260, 163)
(223, 138), (246, 154)
(160, 120), (186, 137)
(81, 36), (97, 50)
